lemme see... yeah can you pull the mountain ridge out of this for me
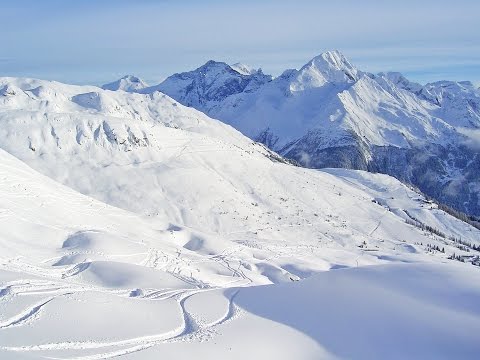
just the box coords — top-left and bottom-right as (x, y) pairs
(108, 51), (480, 216)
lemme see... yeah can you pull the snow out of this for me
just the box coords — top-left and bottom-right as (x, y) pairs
(290, 50), (360, 91)
(144, 50), (479, 161)
(1, 75), (480, 359)
(145, 60), (272, 110)
(102, 75), (148, 93)
(230, 63), (260, 76)
(144, 51), (480, 217)
(233, 262), (480, 360)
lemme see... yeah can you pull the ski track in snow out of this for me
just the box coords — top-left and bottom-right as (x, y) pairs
(368, 209), (388, 236)
(0, 297), (55, 329)
(0, 243), (247, 359)
(0, 283), (242, 359)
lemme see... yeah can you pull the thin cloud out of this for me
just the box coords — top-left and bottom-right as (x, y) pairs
(458, 128), (480, 150)
(1, 0), (479, 84)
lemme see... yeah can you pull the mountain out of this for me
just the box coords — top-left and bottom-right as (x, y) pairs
(230, 62), (262, 76)
(102, 74), (148, 92)
(143, 60), (272, 108)
(1, 76), (480, 359)
(144, 51), (480, 217)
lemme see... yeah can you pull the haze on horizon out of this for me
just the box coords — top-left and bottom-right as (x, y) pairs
(1, 0), (479, 87)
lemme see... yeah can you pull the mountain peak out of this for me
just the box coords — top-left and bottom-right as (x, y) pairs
(195, 60), (269, 80)
(310, 50), (359, 79)
(102, 75), (148, 92)
(121, 75), (143, 82)
(230, 63), (260, 76)
(197, 60), (231, 72)
(378, 72), (423, 93)
(289, 50), (360, 91)
(149, 59), (271, 108)
(317, 50), (350, 67)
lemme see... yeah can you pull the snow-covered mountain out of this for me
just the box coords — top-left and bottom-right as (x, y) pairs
(230, 62), (261, 76)
(143, 51), (480, 216)
(102, 74), (148, 92)
(1, 76), (480, 359)
(142, 60), (272, 108)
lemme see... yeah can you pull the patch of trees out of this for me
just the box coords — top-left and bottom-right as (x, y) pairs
(448, 253), (466, 262)
(404, 211), (446, 238)
(448, 254), (480, 267)
(449, 236), (480, 253)
(426, 244), (444, 253)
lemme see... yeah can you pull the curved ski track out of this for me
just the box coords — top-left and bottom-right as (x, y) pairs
(0, 276), (242, 359)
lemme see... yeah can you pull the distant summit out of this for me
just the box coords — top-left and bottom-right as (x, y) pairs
(102, 75), (148, 92)
(230, 63), (262, 76)
(141, 60), (272, 107)
(289, 50), (361, 91)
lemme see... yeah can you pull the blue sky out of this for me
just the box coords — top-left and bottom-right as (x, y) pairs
(1, 0), (479, 87)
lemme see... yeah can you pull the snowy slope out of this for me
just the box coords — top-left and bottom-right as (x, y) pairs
(386, 73), (480, 128)
(1, 76), (478, 259)
(1, 76), (480, 359)
(147, 51), (480, 216)
(0, 147), (479, 359)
